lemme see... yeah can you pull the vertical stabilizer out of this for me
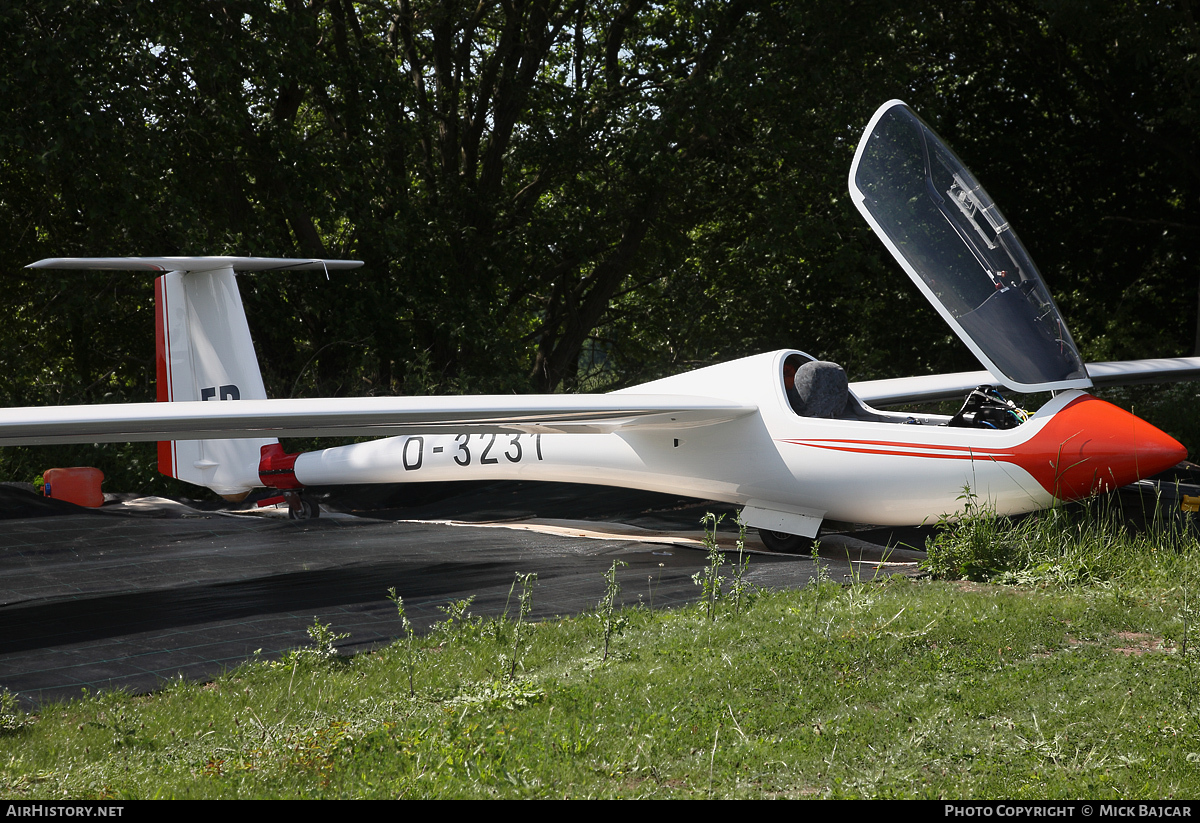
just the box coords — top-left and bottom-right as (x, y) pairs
(154, 267), (277, 496)
(26, 256), (364, 497)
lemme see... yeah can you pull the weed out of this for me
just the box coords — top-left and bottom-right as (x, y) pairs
(0, 690), (23, 733)
(436, 597), (476, 635)
(811, 539), (827, 617)
(922, 481), (1200, 590)
(693, 513), (726, 621)
(923, 487), (1015, 581)
(599, 560), (629, 661)
(387, 588), (417, 697)
(447, 680), (544, 711)
(304, 617), (349, 662)
(729, 516), (753, 617)
(649, 562), (665, 611)
(507, 572), (537, 680)
(89, 692), (143, 749)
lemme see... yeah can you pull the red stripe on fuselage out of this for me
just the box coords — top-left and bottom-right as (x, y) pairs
(785, 441), (1015, 460)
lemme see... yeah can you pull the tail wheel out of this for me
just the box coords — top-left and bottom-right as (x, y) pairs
(758, 528), (812, 554)
(285, 492), (320, 521)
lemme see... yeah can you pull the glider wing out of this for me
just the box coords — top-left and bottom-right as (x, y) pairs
(0, 394), (758, 446)
(852, 357), (1200, 407)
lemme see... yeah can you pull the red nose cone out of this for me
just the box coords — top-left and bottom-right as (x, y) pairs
(1012, 395), (1187, 500)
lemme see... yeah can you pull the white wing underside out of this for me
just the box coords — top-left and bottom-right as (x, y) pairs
(0, 395), (758, 446)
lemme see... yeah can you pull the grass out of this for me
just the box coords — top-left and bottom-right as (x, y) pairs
(5, 503), (1200, 797)
(924, 487), (1198, 588)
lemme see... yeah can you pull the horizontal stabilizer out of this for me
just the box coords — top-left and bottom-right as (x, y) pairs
(0, 395), (757, 446)
(27, 257), (363, 274)
(852, 356), (1200, 406)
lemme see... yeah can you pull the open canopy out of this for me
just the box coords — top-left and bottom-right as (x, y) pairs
(849, 100), (1091, 394)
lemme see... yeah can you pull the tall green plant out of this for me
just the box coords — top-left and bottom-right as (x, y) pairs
(599, 560), (629, 661)
(694, 513), (726, 622)
(729, 516), (752, 617)
(386, 588), (417, 697)
(436, 597), (476, 635)
(508, 572), (537, 681)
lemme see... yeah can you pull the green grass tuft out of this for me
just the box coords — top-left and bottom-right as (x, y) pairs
(924, 486), (1200, 589)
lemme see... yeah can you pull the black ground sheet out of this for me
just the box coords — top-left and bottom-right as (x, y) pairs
(0, 480), (929, 705)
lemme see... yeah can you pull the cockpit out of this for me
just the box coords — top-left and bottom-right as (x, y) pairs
(779, 353), (897, 423)
(779, 351), (1029, 429)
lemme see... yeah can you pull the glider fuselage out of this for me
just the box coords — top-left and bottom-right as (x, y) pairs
(282, 350), (1184, 536)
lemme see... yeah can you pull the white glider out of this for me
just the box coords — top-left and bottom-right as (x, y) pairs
(3, 101), (1194, 551)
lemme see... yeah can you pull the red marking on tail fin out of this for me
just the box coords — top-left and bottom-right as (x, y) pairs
(154, 276), (175, 478)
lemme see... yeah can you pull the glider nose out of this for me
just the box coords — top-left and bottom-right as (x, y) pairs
(1117, 412), (1189, 484)
(1019, 395), (1187, 500)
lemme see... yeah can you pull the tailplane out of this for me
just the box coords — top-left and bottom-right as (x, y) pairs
(28, 257), (363, 497)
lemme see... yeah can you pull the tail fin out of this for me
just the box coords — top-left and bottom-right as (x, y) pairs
(154, 266), (276, 497)
(28, 257), (363, 497)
